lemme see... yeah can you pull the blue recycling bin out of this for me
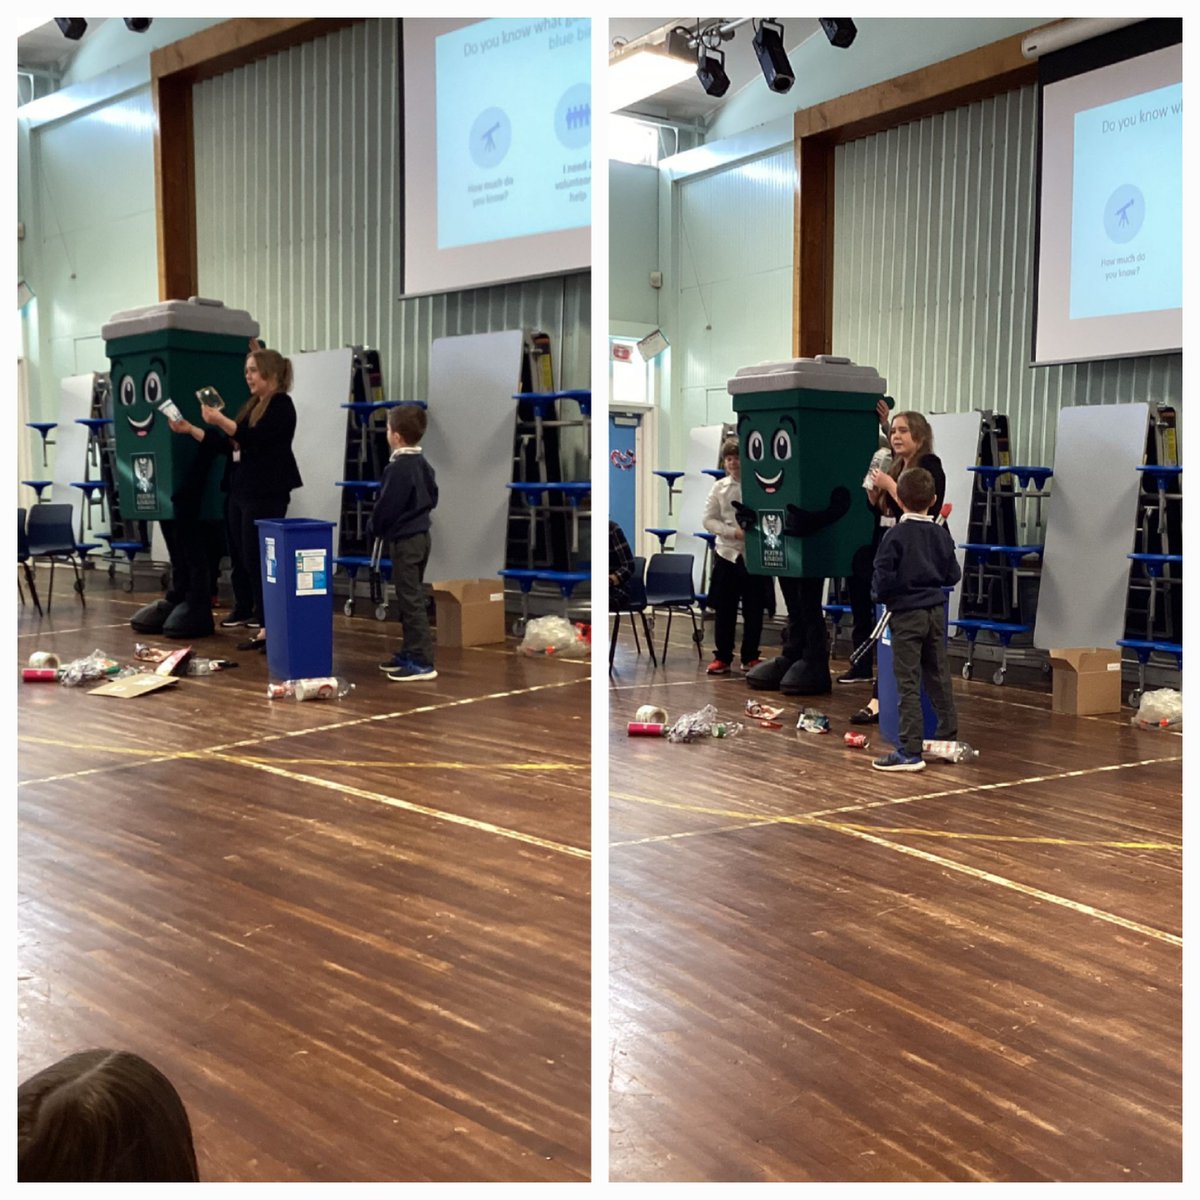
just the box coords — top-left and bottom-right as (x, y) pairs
(257, 518), (335, 680)
(877, 592), (950, 750)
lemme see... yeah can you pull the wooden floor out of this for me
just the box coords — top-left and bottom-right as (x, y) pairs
(17, 571), (590, 1182)
(608, 620), (1182, 1182)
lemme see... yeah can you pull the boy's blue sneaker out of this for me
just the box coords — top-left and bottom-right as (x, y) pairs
(383, 660), (437, 682)
(378, 653), (413, 673)
(871, 749), (925, 772)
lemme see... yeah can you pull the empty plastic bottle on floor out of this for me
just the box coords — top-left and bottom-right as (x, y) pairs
(267, 676), (354, 701)
(922, 739), (979, 763)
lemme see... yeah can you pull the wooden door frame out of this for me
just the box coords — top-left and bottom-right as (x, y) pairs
(150, 18), (361, 302)
(792, 25), (1051, 357)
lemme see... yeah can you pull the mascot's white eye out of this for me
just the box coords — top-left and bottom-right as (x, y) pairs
(144, 371), (163, 407)
(119, 376), (136, 407)
(747, 431), (765, 461)
(772, 429), (792, 461)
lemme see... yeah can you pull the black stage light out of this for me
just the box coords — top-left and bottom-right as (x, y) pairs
(753, 19), (794, 93)
(697, 47), (730, 98)
(54, 18), (87, 40)
(124, 18), (153, 32)
(819, 18), (857, 49)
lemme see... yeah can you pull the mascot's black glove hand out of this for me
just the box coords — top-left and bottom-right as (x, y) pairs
(784, 485), (852, 538)
(731, 500), (757, 531)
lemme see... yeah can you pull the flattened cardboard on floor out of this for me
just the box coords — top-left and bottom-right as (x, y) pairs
(90, 673), (180, 699)
(1047, 647), (1122, 715)
(433, 579), (506, 647)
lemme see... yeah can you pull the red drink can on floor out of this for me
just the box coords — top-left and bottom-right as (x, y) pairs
(627, 722), (667, 737)
(22, 668), (60, 682)
(843, 730), (869, 748)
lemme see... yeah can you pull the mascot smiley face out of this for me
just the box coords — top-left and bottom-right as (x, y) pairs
(739, 411), (796, 496)
(112, 355), (168, 439)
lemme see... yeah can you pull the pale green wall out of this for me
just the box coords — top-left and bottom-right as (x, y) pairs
(608, 161), (659, 328)
(19, 69), (160, 425)
(19, 18), (229, 429)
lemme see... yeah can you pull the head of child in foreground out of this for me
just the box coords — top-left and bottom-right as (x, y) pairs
(896, 466), (936, 515)
(18, 1048), (200, 1182)
(387, 404), (427, 449)
(720, 437), (740, 481)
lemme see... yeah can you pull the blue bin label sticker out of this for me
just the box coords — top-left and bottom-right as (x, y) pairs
(759, 510), (787, 572)
(132, 453), (158, 512)
(264, 537), (277, 584)
(295, 548), (328, 596)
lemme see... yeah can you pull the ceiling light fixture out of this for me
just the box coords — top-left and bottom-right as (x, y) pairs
(818, 18), (857, 49)
(696, 46), (731, 98)
(53, 18), (87, 40)
(753, 19), (794, 93)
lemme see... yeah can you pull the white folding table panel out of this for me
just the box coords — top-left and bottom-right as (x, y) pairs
(51, 374), (105, 541)
(285, 348), (355, 533)
(676, 425), (727, 594)
(424, 330), (526, 582)
(928, 409), (983, 619)
(1034, 402), (1148, 649)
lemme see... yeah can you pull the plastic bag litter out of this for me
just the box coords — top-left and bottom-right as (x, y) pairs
(666, 703), (743, 742)
(796, 707), (831, 734)
(1131, 688), (1182, 731)
(58, 650), (125, 687)
(519, 615), (590, 658)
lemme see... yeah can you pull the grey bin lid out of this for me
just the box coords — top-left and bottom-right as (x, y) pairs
(728, 354), (887, 396)
(101, 297), (260, 342)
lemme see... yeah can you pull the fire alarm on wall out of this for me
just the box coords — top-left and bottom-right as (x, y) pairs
(649, 271), (663, 289)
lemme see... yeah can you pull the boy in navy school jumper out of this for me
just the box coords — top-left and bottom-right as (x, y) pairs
(368, 405), (439, 681)
(869, 467), (961, 771)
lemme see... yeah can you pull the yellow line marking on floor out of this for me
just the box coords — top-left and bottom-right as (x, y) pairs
(611, 754), (1181, 843)
(19, 677), (587, 787)
(808, 823), (1179, 851)
(611, 759), (1181, 943)
(823, 824), (1181, 948)
(227, 756), (589, 860)
(17, 737), (583, 772)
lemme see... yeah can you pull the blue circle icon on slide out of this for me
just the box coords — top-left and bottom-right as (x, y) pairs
(554, 83), (591, 149)
(1104, 184), (1144, 244)
(470, 108), (511, 169)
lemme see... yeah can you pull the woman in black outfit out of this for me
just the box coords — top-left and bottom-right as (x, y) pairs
(849, 409), (946, 724)
(170, 347), (302, 650)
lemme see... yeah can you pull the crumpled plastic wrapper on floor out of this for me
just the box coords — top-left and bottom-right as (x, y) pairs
(667, 703), (744, 742)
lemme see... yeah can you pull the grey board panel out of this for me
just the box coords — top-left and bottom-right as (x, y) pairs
(424, 331), (525, 583)
(1033, 403), (1148, 650)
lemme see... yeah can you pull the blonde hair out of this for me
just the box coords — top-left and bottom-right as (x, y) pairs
(240, 349), (294, 427)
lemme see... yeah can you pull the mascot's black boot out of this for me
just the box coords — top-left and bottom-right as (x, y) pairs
(130, 598), (174, 634)
(746, 655), (794, 691)
(779, 658), (833, 695)
(162, 600), (215, 640)
(779, 619), (831, 695)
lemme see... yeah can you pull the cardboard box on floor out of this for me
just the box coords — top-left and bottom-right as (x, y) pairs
(1047, 647), (1122, 715)
(432, 579), (506, 647)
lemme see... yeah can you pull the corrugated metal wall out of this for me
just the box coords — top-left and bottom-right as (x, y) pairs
(192, 18), (590, 403)
(834, 85), (1182, 470)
